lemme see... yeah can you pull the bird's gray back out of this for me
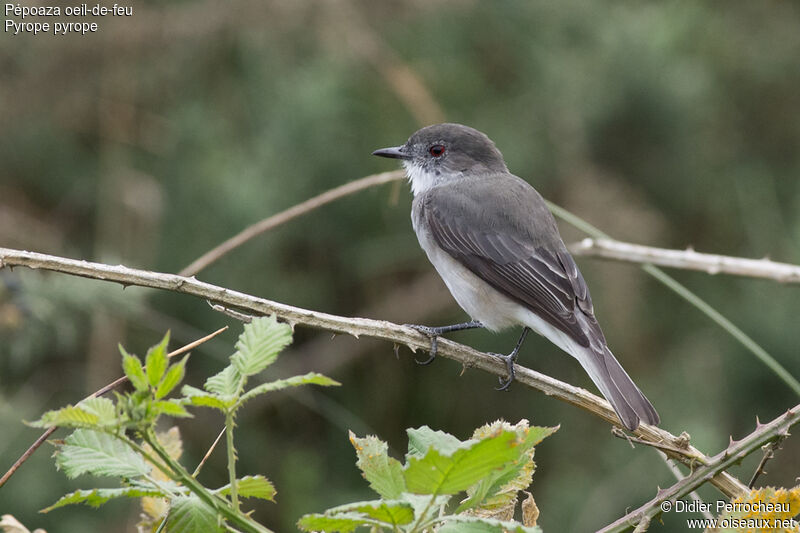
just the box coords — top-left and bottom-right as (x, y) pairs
(413, 172), (602, 347)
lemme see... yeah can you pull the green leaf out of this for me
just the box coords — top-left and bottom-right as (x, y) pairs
(182, 386), (232, 411)
(77, 397), (117, 427)
(239, 372), (340, 404)
(325, 500), (414, 526)
(404, 430), (522, 495)
(56, 429), (150, 479)
(168, 495), (224, 533)
(436, 515), (541, 533)
(297, 512), (378, 532)
(145, 332), (170, 387)
(155, 354), (188, 400)
(120, 344), (148, 392)
(231, 315), (292, 377)
(407, 426), (462, 458)
(403, 493), (452, 524)
(153, 400), (192, 418)
(349, 431), (406, 499)
(457, 462), (526, 514)
(204, 365), (242, 399)
(217, 475), (276, 501)
(29, 405), (98, 428)
(41, 486), (165, 513)
(458, 421), (558, 513)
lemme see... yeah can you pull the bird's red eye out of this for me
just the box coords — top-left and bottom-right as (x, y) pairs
(429, 144), (445, 157)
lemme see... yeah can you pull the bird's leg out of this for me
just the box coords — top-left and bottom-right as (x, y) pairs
(404, 320), (484, 365)
(493, 327), (530, 391)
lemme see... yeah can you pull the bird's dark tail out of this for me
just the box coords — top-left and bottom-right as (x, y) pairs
(577, 346), (660, 431)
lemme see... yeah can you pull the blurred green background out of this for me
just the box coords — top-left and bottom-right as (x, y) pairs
(2, 1), (799, 531)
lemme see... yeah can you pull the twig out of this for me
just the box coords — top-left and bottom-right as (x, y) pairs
(0, 246), (749, 499)
(0, 325), (228, 488)
(611, 428), (695, 458)
(570, 238), (800, 284)
(661, 455), (714, 520)
(192, 426), (227, 478)
(178, 170), (405, 276)
(209, 302), (255, 323)
(748, 434), (785, 488)
(632, 516), (650, 533)
(597, 405), (800, 533)
(613, 427), (713, 519)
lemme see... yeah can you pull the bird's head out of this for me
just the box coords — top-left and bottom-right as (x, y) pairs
(372, 123), (508, 195)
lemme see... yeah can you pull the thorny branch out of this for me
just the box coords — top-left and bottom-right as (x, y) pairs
(597, 405), (800, 533)
(570, 238), (800, 284)
(0, 246), (749, 498)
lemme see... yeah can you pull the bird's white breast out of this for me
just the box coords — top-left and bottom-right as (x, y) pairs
(411, 192), (586, 361)
(411, 212), (519, 331)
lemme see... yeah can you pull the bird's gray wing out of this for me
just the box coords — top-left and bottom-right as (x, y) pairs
(421, 175), (660, 429)
(420, 175), (601, 348)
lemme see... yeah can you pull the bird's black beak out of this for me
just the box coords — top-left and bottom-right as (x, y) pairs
(372, 146), (409, 160)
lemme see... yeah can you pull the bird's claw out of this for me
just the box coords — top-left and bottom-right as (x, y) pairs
(491, 351), (517, 391)
(404, 324), (440, 364)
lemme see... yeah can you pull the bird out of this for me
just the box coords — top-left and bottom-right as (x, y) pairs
(372, 123), (659, 430)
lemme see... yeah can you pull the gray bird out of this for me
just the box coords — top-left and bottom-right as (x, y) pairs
(373, 123), (659, 430)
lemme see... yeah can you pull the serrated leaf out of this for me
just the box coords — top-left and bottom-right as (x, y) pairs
(436, 515), (542, 533)
(457, 462), (526, 514)
(153, 400), (192, 418)
(407, 426), (462, 458)
(77, 397), (117, 426)
(404, 430), (521, 495)
(29, 405), (98, 428)
(204, 365), (242, 399)
(297, 512), (378, 532)
(217, 475), (276, 501)
(459, 421), (557, 513)
(403, 493), (452, 523)
(168, 495), (224, 533)
(479, 425), (556, 505)
(325, 500), (414, 525)
(349, 431), (406, 499)
(239, 372), (340, 404)
(56, 429), (150, 479)
(41, 486), (164, 513)
(121, 344), (148, 392)
(155, 354), (188, 400)
(145, 332), (170, 387)
(231, 315), (292, 377)
(136, 480), (187, 526)
(188, 395), (231, 411)
(182, 385), (232, 411)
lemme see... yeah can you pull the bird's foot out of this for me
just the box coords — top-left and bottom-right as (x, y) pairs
(491, 351), (517, 391)
(491, 327), (529, 391)
(403, 321), (484, 365)
(404, 324), (440, 365)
